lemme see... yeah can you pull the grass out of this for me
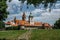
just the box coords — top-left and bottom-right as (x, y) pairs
(30, 29), (60, 40)
(0, 29), (60, 40)
(0, 30), (27, 39)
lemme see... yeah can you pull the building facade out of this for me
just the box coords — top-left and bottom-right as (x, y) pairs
(5, 12), (52, 29)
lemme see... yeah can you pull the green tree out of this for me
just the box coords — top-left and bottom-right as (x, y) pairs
(0, 21), (5, 29)
(9, 0), (57, 12)
(0, 0), (9, 28)
(54, 18), (60, 29)
(19, 0), (57, 8)
(0, 0), (8, 21)
(19, 0), (57, 12)
(27, 0), (56, 8)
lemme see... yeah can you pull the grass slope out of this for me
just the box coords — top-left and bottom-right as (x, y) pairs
(0, 30), (27, 39)
(30, 29), (60, 40)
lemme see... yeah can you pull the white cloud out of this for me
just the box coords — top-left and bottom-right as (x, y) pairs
(6, 0), (60, 25)
(6, 0), (22, 13)
(33, 8), (60, 25)
(41, 12), (50, 16)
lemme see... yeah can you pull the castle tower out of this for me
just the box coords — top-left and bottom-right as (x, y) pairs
(22, 12), (26, 21)
(29, 13), (34, 25)
(14, 16), (16, 24)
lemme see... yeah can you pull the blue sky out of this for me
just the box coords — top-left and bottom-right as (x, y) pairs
(6, 0), (60, 25)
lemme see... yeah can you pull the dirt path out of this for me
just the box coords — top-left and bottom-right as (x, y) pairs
(17, 30), (32, 40)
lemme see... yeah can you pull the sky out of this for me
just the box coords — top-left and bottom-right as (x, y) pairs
(5, 0), (60, 25)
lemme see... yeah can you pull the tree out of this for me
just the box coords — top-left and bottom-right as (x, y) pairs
(54, 18), (60, 29)
(20, 0), (57, 12)
(0, 0), (9, 28)
(20, 0), (57, 8)
(0, 0), (8, 21)
(0, 21), (5, 29)
(9, 0), (57, 12)
(27, 0), (56, 7)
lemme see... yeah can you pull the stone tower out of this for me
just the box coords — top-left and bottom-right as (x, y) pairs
(29, 13), (34, 25)
(14, 16), (16, 23)
(22, 12), (26, 21)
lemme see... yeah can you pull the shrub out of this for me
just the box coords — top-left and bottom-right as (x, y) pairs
(0, 21), (5, 29)
(5, 26), (20, 30)
(54, 18), (60, 29)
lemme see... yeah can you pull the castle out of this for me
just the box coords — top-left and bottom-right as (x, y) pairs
(5, 12), (52, 29)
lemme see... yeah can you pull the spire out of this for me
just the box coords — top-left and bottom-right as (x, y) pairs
(22, 12), (26, 21)
(14, 16), (16, 23)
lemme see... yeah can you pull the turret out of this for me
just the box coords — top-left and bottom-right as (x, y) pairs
(29, 13), (34, 25)
(22, 12), (26, 21)
(14, 16), (16, 24)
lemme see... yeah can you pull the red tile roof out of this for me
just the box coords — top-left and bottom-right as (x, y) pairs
(43, 23), (50, 27)
(5, 20), (43, 27)
(5, 20), (51, 27)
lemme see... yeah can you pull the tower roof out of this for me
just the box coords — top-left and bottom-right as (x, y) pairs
(29, 12), (33, 18)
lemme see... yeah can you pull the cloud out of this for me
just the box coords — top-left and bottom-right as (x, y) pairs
(33, 8), (60, 25)
(32, 9), (45, 13)
(6, 0), (60, 25)
(6, 0), (22, 14)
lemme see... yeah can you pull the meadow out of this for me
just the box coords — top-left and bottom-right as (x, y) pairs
(0, 29), (60, 40)
(0, 30), (27, 40)
(30, 29), (60, 40)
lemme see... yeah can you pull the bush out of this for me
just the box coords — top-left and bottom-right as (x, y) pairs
(5, 26), (20, 30)
(54, 18), (60, 29)
(0, 21), (5, 29)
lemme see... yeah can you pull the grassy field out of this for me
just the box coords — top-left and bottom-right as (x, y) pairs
(0, 30), (27, 39)
(0, 29), (60, 40)
(30, 29), (60, 40)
